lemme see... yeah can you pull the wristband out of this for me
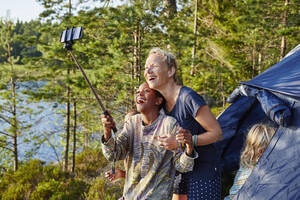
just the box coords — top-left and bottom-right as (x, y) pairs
(176, 139), (183, 150)
(193, 135), (197, 147)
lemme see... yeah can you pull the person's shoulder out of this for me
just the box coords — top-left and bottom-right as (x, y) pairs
(180, 86), (201, 97)
(161, 113), (178, 126)
(179, 86), (204, 102)
(125, 113), (142, 125)
(163, 114), (177, 122)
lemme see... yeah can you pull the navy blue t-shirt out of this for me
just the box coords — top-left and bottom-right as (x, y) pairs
(164, 86), (220, 180)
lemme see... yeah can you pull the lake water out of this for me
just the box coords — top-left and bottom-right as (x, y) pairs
(0, 81), (65, 164)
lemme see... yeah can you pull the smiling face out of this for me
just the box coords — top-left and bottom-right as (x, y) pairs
(135, 82), (162, 113)
(144, 54), (173, 90)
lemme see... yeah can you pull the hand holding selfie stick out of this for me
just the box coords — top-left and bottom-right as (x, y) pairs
(61, 27), (117, 174)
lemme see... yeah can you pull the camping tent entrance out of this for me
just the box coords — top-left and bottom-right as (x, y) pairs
(217, 45), (300, 200)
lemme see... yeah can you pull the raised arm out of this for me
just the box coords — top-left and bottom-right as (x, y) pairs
(101, 113), (131, 161)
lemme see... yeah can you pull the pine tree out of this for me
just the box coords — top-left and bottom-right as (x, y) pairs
(0, 18), (39, 171)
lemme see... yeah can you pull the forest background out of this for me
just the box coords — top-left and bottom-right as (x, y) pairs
(0, 0), (299, 199)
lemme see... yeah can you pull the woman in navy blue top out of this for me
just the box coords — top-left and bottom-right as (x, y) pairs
(144, 48), (222, 200)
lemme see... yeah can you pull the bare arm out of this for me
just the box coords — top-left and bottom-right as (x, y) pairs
(158, 105), (222, 150)
(194, 105), (222, 146)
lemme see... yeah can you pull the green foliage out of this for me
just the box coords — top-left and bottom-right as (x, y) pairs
(1, 0), (300, 198)
(84, 177), (123, 200)
(75, 148), (109, 178)
(0, 159), (89, 200)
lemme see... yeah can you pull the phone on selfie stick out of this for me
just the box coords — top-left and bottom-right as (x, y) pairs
(60, 27), (118, 174)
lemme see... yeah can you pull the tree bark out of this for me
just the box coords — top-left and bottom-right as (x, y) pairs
(12, 76), (18, 171)
(132, 18), (142, 109)
(64, 0), (72, 172)
(83, 111), (89, 149)
(64, 68), (71, 172)
(72, 100), (77, 173)
(252, 44), (256, 78)
(280, 0), (288, 60)
(190, 0), (199, 76)
(163, 0), (177, 17)
(133, 20), (141, 82)
(9, 40), (18, 171)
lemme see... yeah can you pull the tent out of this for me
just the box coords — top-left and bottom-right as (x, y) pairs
(216, 45), (300, 200)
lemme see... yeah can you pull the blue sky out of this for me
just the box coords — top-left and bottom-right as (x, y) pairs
(0, 0), (126, 22)
(0, 0), (44, 22)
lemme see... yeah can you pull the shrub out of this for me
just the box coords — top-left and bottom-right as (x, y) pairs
(85, 177), (123, 200)
(75, 148), (109, 178)
(0, 159), (89, 200)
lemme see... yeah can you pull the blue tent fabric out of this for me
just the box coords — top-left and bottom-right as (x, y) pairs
(256, 90), (292, 127)
(216, 96), (256, 171)
(217, 46), (300, 199)
(241, 49), (300, 98)
(217, 97), (269, 172)
(234, 102), (300, 200)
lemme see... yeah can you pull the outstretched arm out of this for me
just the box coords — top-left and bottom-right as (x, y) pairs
(101, 113), (131, 161)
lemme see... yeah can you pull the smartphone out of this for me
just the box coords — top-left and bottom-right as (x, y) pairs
(60, 27), (83, 43)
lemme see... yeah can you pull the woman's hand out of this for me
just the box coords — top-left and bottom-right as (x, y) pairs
(157, 128), (194, 156)
(105, 169), (125, 181)
(176, 128), (194, 156)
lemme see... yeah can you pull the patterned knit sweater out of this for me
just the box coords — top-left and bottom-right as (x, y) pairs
(101, 113), (197, 200)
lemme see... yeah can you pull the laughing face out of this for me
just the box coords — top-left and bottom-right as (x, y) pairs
(144, 54), (171, 90)
(135, 82), (162, 113)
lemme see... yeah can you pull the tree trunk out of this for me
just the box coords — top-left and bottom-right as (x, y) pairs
(133, 20), (141, 82)
(280, 0), (288, 60)
(64, 68), (71, 172)
(1, 19), (18, 171)
(258, 52), (262, 74)
(64, 0), (72, 172)
(8, 40), (18, 171)
(190, 0), (199, 76)
(11, 76), (18, 171)
(68, 0), (72, 16)
(163, 0), (177, 17)
(252, 45), (256, 78)
(131, 18), (142, 109)
(72, 100), (77, 173)
(84, 111), (89, 149)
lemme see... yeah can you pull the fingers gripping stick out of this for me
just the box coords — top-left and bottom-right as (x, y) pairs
(103, 110), (117, 174)
(103, 110), (117, 133)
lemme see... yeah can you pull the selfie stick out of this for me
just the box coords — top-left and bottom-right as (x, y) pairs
(63, 27), (117, 174)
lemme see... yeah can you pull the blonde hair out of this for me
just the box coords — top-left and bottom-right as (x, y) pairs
(148, 48), (177, 81)
(240, 124), (276, 168)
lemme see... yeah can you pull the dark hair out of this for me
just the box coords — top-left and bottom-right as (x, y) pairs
(154, 90), (166, 109)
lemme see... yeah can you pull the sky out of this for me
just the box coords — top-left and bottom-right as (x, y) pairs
(0, 0), (45, 22)
(0, 0), (126, 22)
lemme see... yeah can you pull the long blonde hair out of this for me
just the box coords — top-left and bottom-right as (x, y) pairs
(240, 124), (276, 168)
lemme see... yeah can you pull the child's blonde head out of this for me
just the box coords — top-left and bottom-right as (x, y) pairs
(240, 124), (276, 168)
